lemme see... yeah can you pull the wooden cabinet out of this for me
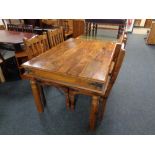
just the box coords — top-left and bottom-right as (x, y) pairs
(72, 20), (85, 38)
(58, 19), (85, 38)
(146, 21), (155, 44)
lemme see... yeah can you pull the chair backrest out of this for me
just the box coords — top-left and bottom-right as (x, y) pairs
(47, 28), (64, 48)
(7, 24), (19, 31)
(22, 25), (33, 33)
(24, 32), (49, 60)
(85, 22), (96, 35)
(103, 43), (125, 98)
(7, 24), (33, 33)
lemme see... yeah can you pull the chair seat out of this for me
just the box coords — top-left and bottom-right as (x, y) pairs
(15, 50), (27, 58)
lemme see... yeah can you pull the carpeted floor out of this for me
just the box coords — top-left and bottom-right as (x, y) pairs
(0, 33), (155, 135)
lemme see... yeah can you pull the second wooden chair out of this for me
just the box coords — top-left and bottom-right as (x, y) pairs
(16, 32), (49, 78)
(47, 28), (64, 48)
(24, 32), (49, 60)
(68, 42), (126, 130)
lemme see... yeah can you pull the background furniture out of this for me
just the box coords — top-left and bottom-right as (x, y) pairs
(0, 30), (36, 79)
(7, 24), (33, 33)
(146, 21), (155, 44)
(85, 19), (126, 39)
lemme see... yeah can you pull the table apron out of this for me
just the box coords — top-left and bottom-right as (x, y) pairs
(26, 69), (105, 96)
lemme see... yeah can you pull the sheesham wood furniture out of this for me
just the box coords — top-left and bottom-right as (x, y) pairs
(72, 20), (85, 38)
(146, 21), (155, 45)
(16, 32), (49, 78)
(23, 32), (49, 60)
(47, 28), (64, 48)
(22, 38), (121, 130)
(85, 19), (126, 39)
(23, 32), (69, 109)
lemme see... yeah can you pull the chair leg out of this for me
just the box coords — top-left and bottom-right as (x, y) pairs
(0, 66), (5, 83)
(69, 90), (76, 111)
(39, 85), (47, 107)
(89, 96), (99, 130)
(99, 97), (107, 121)
(61, 87), (70, 110)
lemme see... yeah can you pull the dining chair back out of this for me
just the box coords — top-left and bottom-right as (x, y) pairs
(118, 31), (127, 46)
(24, 32), (49, 60)
(7, 24), (33, 33)
(98, 43), (125, 120)
(103, 43), (125, 98)
(47, 28), (64, 48)
(85, 22), (98, 35)
(7, 24), (19, 31)
(22, 25), (33, 33)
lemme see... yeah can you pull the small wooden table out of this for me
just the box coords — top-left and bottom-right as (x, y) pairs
(0, 30), (36, 51)
(22, 38), (116, 129)
(0, 30), (36, 80)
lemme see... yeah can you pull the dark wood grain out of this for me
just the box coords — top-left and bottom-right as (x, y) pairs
(0, 30), (36, 44)
(22, 38), (115, 87)
(22, 37), (120, 130)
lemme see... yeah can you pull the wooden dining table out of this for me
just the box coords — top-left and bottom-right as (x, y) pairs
(22, 37), (116, 129)
(0, 30), (36, 51)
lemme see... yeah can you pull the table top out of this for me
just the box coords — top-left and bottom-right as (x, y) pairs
(0, 30), (36, 44)
(23, 38), (115, 85)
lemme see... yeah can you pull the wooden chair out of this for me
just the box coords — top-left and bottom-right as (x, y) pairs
(68, 43), (125, 129)
(21, 25), (33, 33)
(47, 28), (64, 48)
(16, 32), (49, 78)
(24, 32), (49, 60)
(7, 24), (19, 31)
(24, 31), (70, 110)
(85, 22), (97, 35)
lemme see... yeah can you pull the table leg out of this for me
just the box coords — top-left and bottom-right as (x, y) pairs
(69, 90), (76, 111)
(30, 79), (44, 113)
(99, 97), (107, 121)
(0, 66), (5, 83)
(90, 96), (99, 130)
(61, 87), (70, 110)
